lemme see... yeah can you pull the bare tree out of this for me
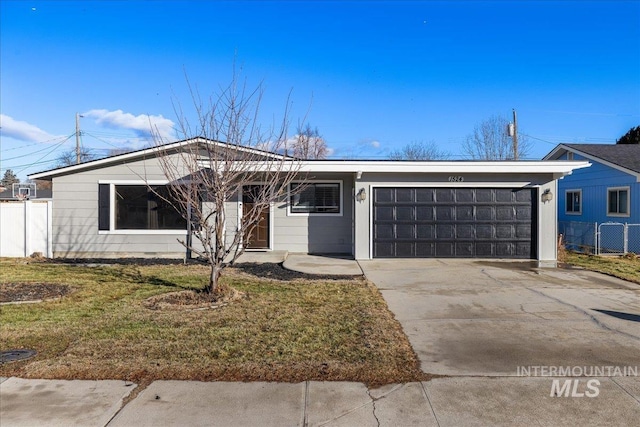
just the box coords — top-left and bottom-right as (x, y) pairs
(56, 147), (95, 167)
(388, 140), (449, 160)
(287, 124), (329, 159)
(152, 77), (306, 297)
(462, 114), (530, 160)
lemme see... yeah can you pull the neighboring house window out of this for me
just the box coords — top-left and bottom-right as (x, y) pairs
(98, 183), (187, 232)
(289, 182), (341, 214)
(565, 190), (582, 214)
(607, 187), (630, 217)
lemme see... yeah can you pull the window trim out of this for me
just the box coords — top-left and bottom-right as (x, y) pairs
(287, 180), (343, 217)
(606, 186), (631, 218)
(565, 189), (582, 215)
(98, 180), (188, 235)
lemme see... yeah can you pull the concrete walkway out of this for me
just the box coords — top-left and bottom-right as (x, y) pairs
(2, 376), (639, 426)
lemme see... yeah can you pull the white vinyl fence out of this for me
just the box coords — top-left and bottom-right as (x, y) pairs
(0, 200), (52, 258)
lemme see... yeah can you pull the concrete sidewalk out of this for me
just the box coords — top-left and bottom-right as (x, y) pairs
(2, 376), (639, 426)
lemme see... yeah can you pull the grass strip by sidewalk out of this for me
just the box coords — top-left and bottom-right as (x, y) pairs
(0, 259), (426, 386)
(563, 252), (640, 285)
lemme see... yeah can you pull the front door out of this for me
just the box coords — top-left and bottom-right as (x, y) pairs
(242, 185), (270, 249)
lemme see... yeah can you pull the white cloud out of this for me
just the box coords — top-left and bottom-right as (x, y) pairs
(369, 140), (381, 148)
(0, 114), (60, 142)
(83, 109), (176, 141)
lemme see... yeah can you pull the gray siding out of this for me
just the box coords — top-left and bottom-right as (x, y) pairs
(272, 173), (354, 254)
(51, 154), (188, 258)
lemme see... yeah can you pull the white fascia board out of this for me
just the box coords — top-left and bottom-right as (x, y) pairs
(216, 160), (590, 176)
(28, 137), (287, 180)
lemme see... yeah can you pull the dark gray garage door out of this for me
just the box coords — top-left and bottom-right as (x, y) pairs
(373, 188), (536, 258)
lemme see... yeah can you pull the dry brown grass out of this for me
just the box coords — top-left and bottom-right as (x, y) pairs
(0, 259), (427, 386)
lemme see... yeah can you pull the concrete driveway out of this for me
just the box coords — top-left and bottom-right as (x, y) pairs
(359, 259), (640, 376)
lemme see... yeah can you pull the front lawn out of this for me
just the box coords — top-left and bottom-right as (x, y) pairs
(0, 259), (424, 386)
(563, 252), (640, 285)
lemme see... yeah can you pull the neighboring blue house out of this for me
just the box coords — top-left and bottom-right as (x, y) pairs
(544, 144), (640, 253)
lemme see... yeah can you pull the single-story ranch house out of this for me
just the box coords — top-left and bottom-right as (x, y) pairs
(29, 138), (589, 266)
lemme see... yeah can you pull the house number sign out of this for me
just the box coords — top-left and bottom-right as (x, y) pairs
(448, 176), (465, 182)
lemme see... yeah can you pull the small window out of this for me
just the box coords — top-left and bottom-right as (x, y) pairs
(290, 182), (341, 214)
(565, 190), (581, 214)
(607, 187), (630, 216)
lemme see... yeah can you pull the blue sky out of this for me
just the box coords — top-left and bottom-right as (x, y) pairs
(1, 0), (639, 181)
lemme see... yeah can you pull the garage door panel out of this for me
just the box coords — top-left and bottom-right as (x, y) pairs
(436, 224), (454, 239)
(375, 188), (394, 202)
(396, 224), (415, 239)
(376, 206), (394, 221)
(395, 242), (414, 257)
(457, 206), (474, 220)
(396, 188), (414, 202)
(396, 206), (414, 221)
(476, 242), (495, 257)
(436, 242), (455, 257)
(476, 206), (494, 220)
(496, 243), (514, 257)
(436, 189), (454, 202)
(375, 224), (394, 239)
(516, 225), (531, 238)
(456, 224), (474, 239)
(456, 189), (474, 202)
(436, 206), (454, 220)
(416, 189), (434, 202)
(476, 224), (493, 239)
(495, 225), (513, 238)
(416, 206), (433, 220)
(416, 243), (435, 257)
(496, 207), (514, 220)
(417, 224), (434, 239)
(516, 206), (531, 219)
(456, 242), (473, 256)
(374, 242), (394, 257)
(496, 189), (514, 202)
(476, 189), (493, 202)
(373, 187), (536, 259)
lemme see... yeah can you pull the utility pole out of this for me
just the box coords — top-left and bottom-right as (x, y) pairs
(75, 113), (81, 164)
(512, 108), (519, 161)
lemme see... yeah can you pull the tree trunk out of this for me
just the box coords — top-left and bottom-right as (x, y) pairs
(206, 264), (222, 295)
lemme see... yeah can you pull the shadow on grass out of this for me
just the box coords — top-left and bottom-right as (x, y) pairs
(592, 309), (640, 323)
(235, 262), (361, 281)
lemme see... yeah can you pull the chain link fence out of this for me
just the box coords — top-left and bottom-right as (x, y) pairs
(559, 221), (640, 256)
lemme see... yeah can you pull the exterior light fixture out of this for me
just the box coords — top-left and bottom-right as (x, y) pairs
(541, 188), (553, 203)
(356, 188), (367, 202)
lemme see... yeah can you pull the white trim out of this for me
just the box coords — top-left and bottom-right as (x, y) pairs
(367, 182), (535, 188)
(287, 180), (344, 217)
(607, 186), (631, 217)
(98, 179), (169, 185)
(99, 230), (187, 235)
(223, 160), (590, 175)
(565, 189), (582, 215)
(29, 137), (288, 180)
(98, 182), (188, 235)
